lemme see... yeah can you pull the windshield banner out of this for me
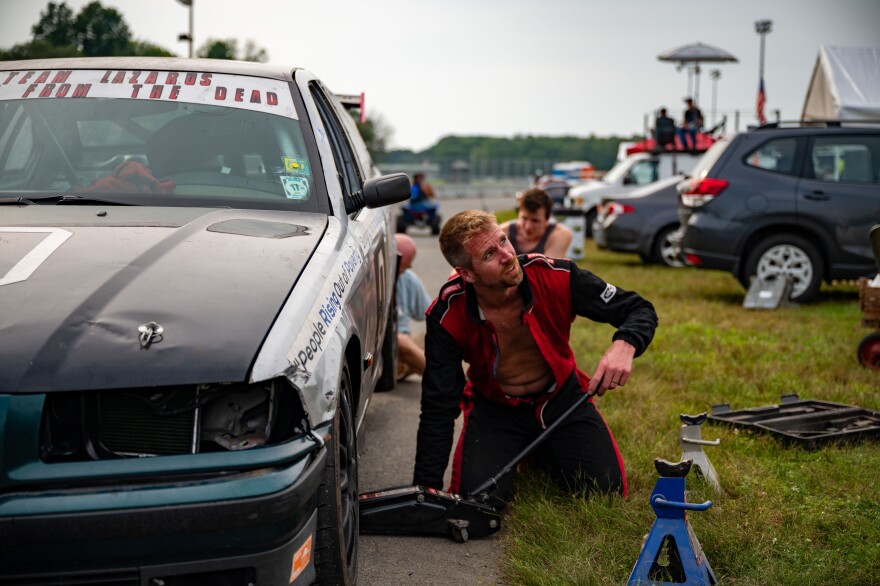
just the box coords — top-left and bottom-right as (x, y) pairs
(0, 69), (296, 118)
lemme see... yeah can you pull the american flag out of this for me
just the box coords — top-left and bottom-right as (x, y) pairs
(756, 77), (767, 125)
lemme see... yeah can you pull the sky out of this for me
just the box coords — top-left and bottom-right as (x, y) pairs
(1, 0), (878, 151)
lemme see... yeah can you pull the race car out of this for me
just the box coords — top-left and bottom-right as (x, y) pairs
(0, 57), (410, 585)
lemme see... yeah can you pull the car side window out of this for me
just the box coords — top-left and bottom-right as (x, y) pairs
(0, 105), (34, 173)
(744, 138), (798, 175)
(329, 98), (374, 181)
(628, 160), (658, 185)
(310, 84), (363, 209)
(809, 136), (880, 184)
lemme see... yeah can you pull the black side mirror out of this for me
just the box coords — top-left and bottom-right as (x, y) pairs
(362, 173), (412, 209)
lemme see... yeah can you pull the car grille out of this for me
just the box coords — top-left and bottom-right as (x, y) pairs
(98, 390), (198, 456)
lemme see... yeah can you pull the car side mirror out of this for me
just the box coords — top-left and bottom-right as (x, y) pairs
(361, 173), (412, 209)
(623, 175), (634, 185)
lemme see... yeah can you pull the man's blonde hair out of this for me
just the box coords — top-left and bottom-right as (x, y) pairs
(439, 210), (498, 269)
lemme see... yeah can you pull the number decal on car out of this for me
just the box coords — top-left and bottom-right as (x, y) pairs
(0, 227), (72, 286)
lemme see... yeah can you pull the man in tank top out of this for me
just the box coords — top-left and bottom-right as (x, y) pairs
(500, 188), (573, 257)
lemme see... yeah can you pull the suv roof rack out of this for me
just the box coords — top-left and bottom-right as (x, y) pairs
(754, 119), (880, 130)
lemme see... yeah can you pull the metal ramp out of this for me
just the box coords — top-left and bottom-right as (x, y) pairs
(709, 394), (880, 450)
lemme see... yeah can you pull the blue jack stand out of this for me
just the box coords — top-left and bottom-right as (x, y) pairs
(628, 459), (717, 585)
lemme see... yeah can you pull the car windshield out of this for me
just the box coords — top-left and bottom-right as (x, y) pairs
(0, 68), (327, 213)
(602, 158), (636, 184)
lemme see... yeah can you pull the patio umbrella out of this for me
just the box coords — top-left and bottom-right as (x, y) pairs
(658, 42), (738, 105)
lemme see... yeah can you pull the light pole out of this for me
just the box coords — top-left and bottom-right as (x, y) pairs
(710, 69), (720, 127)
(755, 19), (772, 124)
(177, 0), (194, 58)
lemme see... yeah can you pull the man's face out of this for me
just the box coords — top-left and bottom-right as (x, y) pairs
(459, 227), (522, 289)
(517, 207), (549, 240)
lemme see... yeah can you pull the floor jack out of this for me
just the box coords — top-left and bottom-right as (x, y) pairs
(628, 459), (717, 585)
(359, 388), (598, 543)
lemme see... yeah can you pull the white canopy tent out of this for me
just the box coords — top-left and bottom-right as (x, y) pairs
(802, 45), (880, 121)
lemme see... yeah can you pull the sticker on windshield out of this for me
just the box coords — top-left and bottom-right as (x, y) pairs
(281, 176), (310, 200)
(0, 69), (296, 118)
(283, 156), (310, 175)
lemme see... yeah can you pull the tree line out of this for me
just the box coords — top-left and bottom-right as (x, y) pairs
(0, 2), (267, 62)
(382, 133), (639, 172)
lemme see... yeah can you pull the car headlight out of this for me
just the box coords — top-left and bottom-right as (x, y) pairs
(40, 379), (307, 462)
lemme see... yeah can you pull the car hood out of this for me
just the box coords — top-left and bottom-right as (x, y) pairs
(0, 206), (327, 392)
(568, 179), (605, 194)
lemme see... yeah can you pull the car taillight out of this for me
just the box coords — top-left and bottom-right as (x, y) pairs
(685, 253), (702, 266)
(679, 177), (729, 207)
(603, 202), (635, 216)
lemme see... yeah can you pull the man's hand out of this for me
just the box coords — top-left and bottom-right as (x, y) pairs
(587, 340), (636, 396)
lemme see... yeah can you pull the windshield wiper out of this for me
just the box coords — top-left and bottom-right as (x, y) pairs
(2, 194), (137, 206)
(0, 196), (37, 205)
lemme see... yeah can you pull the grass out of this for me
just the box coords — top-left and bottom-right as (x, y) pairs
(497, 237), (880, 585)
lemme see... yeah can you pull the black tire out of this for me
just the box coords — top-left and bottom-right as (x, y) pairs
(651, 225), (685, 267)
(741, 234), (823, 302)
(430, 214), (442, 235)
(375, 296), (398, 393)
(396, 215), (408, 234)
(314, 364), (359, 585)
(857, 332), (880, 369)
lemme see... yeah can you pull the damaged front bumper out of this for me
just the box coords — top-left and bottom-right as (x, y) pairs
(0, 391), (329, 585)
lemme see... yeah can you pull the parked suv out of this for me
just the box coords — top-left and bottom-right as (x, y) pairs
(673, 122), (880, 302)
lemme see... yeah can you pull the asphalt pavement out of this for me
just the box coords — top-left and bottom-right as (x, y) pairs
(358, 194), (517, 585)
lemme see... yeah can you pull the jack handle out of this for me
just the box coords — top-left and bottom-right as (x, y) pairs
(468, 386), (598, 500)
(681, 437), (720, 446)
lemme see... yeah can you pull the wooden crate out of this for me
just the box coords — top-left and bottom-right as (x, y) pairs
(859, 277), (880, 329)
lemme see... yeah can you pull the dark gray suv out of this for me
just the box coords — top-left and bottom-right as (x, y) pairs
(673, 122), (880, 302)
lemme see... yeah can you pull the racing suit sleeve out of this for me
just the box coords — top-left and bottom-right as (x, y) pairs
(569, 264), (658, 356)
(413, 314), (467, 488)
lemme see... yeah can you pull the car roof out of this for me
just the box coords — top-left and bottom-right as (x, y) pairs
(0, 57), (298, 82)
(748, 121), (880, 135)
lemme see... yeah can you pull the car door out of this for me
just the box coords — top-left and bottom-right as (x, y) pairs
(309, 83), (387, 394)
(798, 134), (880, 266)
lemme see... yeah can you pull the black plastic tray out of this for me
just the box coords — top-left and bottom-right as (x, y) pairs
(709, 394), (880, 450)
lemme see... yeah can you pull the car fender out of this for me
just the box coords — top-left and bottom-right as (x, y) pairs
(728, 215), (823, 277)
(251, 217), (366, 428)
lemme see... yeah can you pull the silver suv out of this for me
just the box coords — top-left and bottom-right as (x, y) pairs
(673, 122), (880, 302)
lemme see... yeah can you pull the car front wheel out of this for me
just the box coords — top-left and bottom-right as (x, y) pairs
(742, 234), (823, 302)
(314, 363), (359, 585)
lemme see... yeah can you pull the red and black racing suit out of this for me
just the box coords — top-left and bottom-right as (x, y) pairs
(413, 254), (657, 506)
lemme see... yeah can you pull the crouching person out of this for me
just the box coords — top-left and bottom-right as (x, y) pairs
(413, 210), (658, 507)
